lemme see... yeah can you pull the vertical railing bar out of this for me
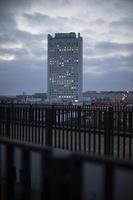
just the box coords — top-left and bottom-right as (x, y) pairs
(22, 106), (24, 141)
(129, 108), (132, 160)
(1, 105), (3, 136)
(56, 107), (58, 148)
(88, 105), (91, 153)
(62, 108), (65, 149)
(123, 109), (126, 159)
(14, 106), (17, 140)
(28, 105), (31, 144)
(41, 108), (44, 145)
(78, 106), (81, 152)
(58, 107), (61, 148)
(28, 106), (30, 142)
(38, 107), (41, 145)
(117, 107), (120, 158)
(111, 107), (114, 157)
(37, 107), (39, 144)
(93, 106), (96, 154)
(34, 106), (36, 143)
(66, 107), (69, 150)
(83, 107), (86, 152)
(17, 106), (20, 141)
(26, 106), (28, 142)
(19, 105), (21, 140)
(98, 108), (101, 155)
(70, 108), (73, 151)
(74, 106), (77, 151)
(19, 106), (21, 141)
(16, 106), (19, 140)
(11, 104), (14, 140)
(54, 107), (56, 147)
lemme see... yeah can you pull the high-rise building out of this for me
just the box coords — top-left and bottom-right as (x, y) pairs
(47, 32), (83, 103)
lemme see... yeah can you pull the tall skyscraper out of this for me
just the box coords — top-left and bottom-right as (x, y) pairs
(47, 32), (83, 103)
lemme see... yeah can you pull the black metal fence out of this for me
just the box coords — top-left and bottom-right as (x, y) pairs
(0, 103), (133, 160)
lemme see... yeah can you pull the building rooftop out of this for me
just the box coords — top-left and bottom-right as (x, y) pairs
(48, 32), (81, 39)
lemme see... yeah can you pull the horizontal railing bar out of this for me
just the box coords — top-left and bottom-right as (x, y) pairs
(0, 136), (133, 169)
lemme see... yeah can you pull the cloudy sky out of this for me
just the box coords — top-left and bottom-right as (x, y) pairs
(0, 0), (133, 95)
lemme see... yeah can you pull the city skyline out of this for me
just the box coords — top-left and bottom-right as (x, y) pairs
(0, 0), (133, 95)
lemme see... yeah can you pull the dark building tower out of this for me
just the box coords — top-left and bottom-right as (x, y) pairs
(47, 32), (83, 103)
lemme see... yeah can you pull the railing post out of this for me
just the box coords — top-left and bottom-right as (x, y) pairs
(0, 105), (2, 136)
(41, 149), (53, 200)
(128, 108), (133, 160)
(104, 107), (113, 156)
(5, 144), (16, 200)
(45, 106), (56, 146)
(77, 106), (81, 127)
(0, 145), (1, 198)
(20, 149), (31, 200)
(29, 105), (34, 122)
(103, 163), (114, 200)
(6, 106), (11, 138)
(70, 157), (83, 200)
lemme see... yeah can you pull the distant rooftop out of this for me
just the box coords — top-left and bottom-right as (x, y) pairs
(48, 32), (81, 39)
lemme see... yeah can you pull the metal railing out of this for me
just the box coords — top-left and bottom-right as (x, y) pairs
(1, 142), (133, 200)
(0, 103), (133, 160)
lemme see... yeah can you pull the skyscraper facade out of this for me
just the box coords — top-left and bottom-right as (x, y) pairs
(47, 32), (83, 103)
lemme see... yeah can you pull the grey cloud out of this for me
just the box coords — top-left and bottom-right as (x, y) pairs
(23, 13), (50, 23)
(84, 42), (133, 57)
(11, 30), (46, 48)
(83, 70), (132, 91)
(94, 42), (133, 53)
(83, 47), (133, 91)
(84, 53), (133, 74)
(0, 58), (46, 72)
(32, 0), (70, 6)
(0, 24), (47, 59)
(0, 48), (29, 59)
(111, 19), (133, 27)
(0, 67), (47, 95)
(90, 18), (105, 26)
(0, 0), (72, 13)
(0, 0), (31, 12)
(0, 29), (32, 45)
(0, 12), (17, 32)
(22, 12), (67, 32)
(0, 12), (20, 46)
(0, 58), (47, 95)
(109, 18), (133, 33)
(0, 36), (18, 46)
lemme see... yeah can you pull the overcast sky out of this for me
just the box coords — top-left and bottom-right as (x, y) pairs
(0, 0), (133, 95)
